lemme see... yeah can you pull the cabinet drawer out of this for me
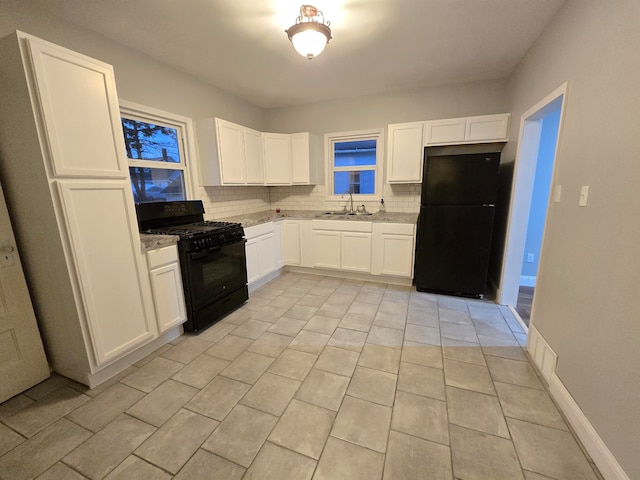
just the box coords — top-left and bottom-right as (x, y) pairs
(147, 245), (179, 269)
(312, 219), (372, 232)
(244, 222), (274, 239)
(375, 223), (415, 236)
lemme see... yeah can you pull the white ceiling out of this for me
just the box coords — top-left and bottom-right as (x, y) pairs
(30, 0), (565, 109)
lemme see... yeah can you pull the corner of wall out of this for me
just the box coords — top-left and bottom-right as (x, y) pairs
(528, 326), (630, 480)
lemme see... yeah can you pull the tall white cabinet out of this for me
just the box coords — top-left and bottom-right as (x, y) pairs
(0, 31), (158, 386)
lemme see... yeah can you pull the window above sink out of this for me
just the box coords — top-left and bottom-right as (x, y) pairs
(325, 129), (384, 202)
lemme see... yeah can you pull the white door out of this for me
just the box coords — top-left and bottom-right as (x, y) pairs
(0, 183), (49, 403)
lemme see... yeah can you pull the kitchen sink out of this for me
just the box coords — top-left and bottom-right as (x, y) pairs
(316, 211), (374, 218)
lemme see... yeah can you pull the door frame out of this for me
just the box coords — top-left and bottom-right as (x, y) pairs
(498, 83), (568, 315)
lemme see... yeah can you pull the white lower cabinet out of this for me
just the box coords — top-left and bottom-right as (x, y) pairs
(341, 232), (372, 273)
(311, 220), (372, 273)
(371, 223), (416, 277)
(312, 230), (341, 269)
(282, 220), (301, 265)
(56, 181), (157, 366)
(147, 245), (186, 334)
(245, 223), (279, 287)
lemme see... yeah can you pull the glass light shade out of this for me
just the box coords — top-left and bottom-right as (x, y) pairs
(291, 29), (328, 59)
(287, 20), (331, 59)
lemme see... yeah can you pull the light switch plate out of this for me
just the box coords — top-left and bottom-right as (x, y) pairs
(553, 185), (562, 203)
(579, 185), (590, 207)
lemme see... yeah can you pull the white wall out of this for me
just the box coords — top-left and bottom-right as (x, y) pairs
(0, 1), (271, 219)
(506, 0), (640, 477)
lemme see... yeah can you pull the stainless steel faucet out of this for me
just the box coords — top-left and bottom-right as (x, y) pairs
(341, 190), (354, 213)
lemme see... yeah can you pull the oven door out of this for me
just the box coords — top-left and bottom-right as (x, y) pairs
(184, 239), (248, 310)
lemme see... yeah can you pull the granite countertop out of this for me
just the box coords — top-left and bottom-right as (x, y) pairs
(219, 210), (418, 228)
(140, 233), (180, 252)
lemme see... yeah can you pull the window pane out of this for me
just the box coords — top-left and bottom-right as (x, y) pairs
(334, 139), (376, 167)
(129, 167), (186, 203)
(334, 170), (375, 195)
(122, 117), (181, 163)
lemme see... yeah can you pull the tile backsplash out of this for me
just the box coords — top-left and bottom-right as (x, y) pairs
(195, 183), (421, 220)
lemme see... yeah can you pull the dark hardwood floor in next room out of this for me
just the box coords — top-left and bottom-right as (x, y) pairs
(516, 286), (534, 327)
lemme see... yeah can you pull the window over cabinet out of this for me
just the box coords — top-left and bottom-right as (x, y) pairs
(120, 101), (195, 204)
(326, 130), (383, 200)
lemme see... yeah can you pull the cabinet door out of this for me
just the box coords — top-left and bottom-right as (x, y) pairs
(245, 237), (260, 285)
(465, 114), (510, 142)
(244, 127), (264, 184)
(149, 263), (186, 333)
(387, 122), (424, 183)
(377, 235), (415, 277)
(56, 181), (156, 366)
(263, 133), (292, 185)
(341, 232), (372, 273)
(257, 233), (276, 278)
(216, 118), (246, 184)
(424, 118), (466, 145)
(282, 220), (301, 265)
(312, 231), (341, 269)
(291, 133), (310, 184)
(273, 222), (284, 269)
(27, 36), (127, 178)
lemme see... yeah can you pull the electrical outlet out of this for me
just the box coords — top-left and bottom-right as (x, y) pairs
(526, 253), (534, 263)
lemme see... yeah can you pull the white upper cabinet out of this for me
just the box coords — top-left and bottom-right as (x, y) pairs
(387, 122), (425, 183)
(197, 118), (319, 186)
(465, 114), (510, 143)
(262, 132), (292, 185)
(26, 36), (127, 178)
(291, 132), (320, 185)
(196, 118), (264, 186)
(244, 127), (265, 184)
(216, 118), (246, 183)
(425, 113), (510, 146)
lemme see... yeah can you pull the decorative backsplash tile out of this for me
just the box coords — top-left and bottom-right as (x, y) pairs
(193, 183), (421, 220)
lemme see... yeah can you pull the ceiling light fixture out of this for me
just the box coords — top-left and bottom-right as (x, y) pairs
(285, 5), (332, 60)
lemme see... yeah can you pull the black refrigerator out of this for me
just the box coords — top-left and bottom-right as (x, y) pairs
(414, 143), (505, 298)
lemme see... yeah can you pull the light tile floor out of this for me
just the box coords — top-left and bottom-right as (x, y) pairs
(0, 272), (603, 480)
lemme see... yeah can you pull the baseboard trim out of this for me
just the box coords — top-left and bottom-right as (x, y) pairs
(528, 327), (629, 480)
(508, 304), (529, 334)
(549, 373), (630, 480)
(248, 268), (282, 294)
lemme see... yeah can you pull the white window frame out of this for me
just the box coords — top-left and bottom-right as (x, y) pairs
(119, 100), (196, 201)
(325, 128), (384, 202)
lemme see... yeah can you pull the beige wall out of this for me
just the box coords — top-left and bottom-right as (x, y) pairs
(506, 0), (640, 477)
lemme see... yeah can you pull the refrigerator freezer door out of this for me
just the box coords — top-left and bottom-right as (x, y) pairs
(421, 152), (501, 206)
(414, 206), (495, 297)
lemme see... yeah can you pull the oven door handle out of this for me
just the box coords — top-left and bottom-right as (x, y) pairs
(188, 245), (221, 260)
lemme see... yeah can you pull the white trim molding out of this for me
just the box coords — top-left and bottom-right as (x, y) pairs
(528, 326), (630, 480)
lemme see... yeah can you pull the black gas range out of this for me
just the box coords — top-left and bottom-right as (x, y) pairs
(136, 200), (248, 333)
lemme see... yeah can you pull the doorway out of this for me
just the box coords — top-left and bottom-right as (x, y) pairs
(499, 84), (567, 328)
